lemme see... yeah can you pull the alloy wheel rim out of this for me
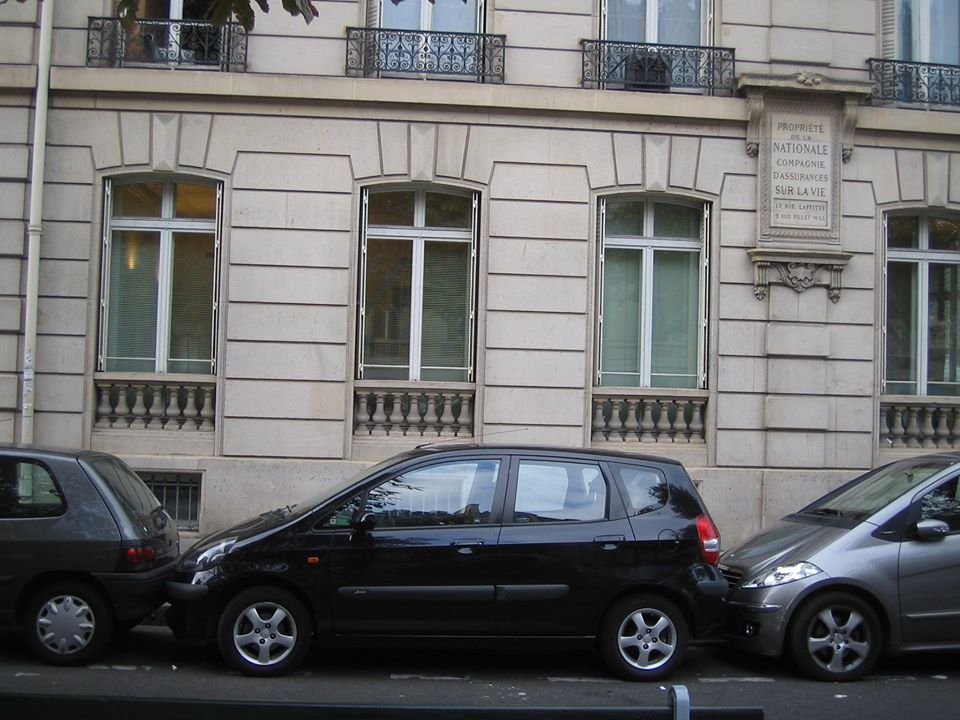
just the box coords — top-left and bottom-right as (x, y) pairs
(35, 594), (96, 655)
(232, 601), (298, 667)
(617, 608), (676, 670)
(806, 605), (871, 675)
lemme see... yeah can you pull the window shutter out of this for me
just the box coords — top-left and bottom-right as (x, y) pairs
(697, 203), (710, 390)
(366, 0), (380, 28)
(881, 0), (896, 59)
(476, 0), (485, 33)
(356, 188), (369, 378)
(468, 191), (479, 382)
(595, 197), (607, 386)
(210, 183), (222, 374)
(881, 215), (888, 394)
(97, 180), (113, 372)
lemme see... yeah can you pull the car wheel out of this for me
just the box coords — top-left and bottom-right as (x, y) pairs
(789, 591), (882, 681)
(24, 581), (114, 666)
(217, 586), (312, 677)
(600, 593), (688, 681)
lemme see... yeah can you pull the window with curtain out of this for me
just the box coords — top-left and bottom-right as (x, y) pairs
(885, 212), (960, 396)
(597, 197), (707, 389)
(897, 0), (960, 64)
(99, 178), (220, 375)
(371, 0), (481, 33)
(358, 187), (478, 383)
(605, 0), (704, 45)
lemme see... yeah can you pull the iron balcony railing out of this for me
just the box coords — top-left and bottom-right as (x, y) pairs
(581, 39), (735, 93)
(346, 26), (505, 82)
(868, 57), (960, 107)
(87, 16), (247, 71)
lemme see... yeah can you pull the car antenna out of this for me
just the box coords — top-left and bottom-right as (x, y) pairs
(415, 427), (530, 450)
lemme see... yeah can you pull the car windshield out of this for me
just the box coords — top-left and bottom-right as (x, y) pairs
(283, 455), (406, 520)
(799, 456), (956, 520)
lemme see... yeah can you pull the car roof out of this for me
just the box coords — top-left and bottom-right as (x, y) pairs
(0, 442), (109, 462)
(400, 442), (685, 466)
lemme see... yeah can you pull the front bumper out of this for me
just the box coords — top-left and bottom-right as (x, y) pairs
(722, 576), (823, 657)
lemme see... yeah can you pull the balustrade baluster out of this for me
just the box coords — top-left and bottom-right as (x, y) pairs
(672, 400), (690, 444)
(891, 406), (906, 447)
(608, 400), (624, 440)
(387, 392), (404, 435)
(689, 401), (705, 444)
(935, 406), (950, 447)
(114, 384), (131, 427)
(371, 393), (388, 436)
(920, 406), (937, 448)
(355, 392), (371, 435)
(951, 408), (960, 448)
(878, 407), (891, 447)
(656, 401), (672, 442)
(905, 407), (922, 448)
(623, 401), (640, 441)
(439, 394), (456, 436)
(640, 400), (656, 443)
(130, 385), (148, 429)
(199, 386), (215, 431)
(458, 395), (473, 437)
(164, 385), (181, 431)
(182, 387), (199, 431)
(95, 383), (113, 428)
(424, 394), (440, 436)
(592, 399), (607, 441)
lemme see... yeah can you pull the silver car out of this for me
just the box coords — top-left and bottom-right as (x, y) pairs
(720, 452), (960, 681)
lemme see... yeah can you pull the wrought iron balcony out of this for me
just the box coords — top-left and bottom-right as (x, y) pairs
(868, 57), (960, 107)
(86, 16), (247, 71)
(581, 39), (735, 94)
(346, 27), (505, 82)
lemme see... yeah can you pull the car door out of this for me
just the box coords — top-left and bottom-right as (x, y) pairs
(494, 455), (636, 636)
(326, 455), (506, 636)
(898, 474), (960, 644)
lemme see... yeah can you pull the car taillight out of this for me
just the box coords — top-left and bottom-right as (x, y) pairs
(120, 543), (157, 570)
(696, 514), (721, 565)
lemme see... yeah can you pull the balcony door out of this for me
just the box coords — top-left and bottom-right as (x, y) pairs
(898, 0), (960, 64)
(379, 0), (482, 33)
(604, 0), (704, 45)
(132, 0), (218, 65)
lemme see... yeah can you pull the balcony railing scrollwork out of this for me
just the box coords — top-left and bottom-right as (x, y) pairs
(581, 40), (735, 94)
(592, 390), (707, 444)
(868, 57), (960, 107)
(354, 384), (474, 438)
(345, 27), (505, 82)
(87, 16), (248, 71)
(880, 398), (960, 449)
(94, 375), (216, 432)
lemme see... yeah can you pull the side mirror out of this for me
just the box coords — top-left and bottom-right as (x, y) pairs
(915, 518), (950, 541)
(354, 512), (376, 537)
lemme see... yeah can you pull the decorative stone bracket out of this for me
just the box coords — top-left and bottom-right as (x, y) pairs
(747, 248), (853, 303)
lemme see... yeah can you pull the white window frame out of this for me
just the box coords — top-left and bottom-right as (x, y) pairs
(98, 177), (222, 375)
(595, 196), (709, 389)
(357, 186), (479, 382)
(600, 0), (713, 45)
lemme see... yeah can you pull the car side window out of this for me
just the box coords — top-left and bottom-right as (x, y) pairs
(319, 494), (365, 528)
(0, 459), (65, 519)
(919, 476), (960, 532)
(513, 460), (606, 523)
(362, 459), (501, 528)
(612, 464), (668, 515)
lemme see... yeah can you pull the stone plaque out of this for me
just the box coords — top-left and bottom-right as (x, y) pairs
(759, 101), (841, 244)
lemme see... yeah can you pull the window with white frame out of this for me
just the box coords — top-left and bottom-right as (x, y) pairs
(603, 0), (708, 45)
(357, 187), (479, 383)
(895, 0), (960, 64)
(99, 178), (221, 375)
(596, 197), (708, 389)
(368, 0), (484, 33)
(885, 212), (960, 396)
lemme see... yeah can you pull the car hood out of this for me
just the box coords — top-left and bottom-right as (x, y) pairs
(189, 508), (293, 554)
(720, 517), (849, 577)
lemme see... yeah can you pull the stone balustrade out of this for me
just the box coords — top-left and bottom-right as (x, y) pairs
(354, 384), (474, 438)
(880, 399), (960, 449)
(592, 391), (707, 444)
(94, 375), (215, 432)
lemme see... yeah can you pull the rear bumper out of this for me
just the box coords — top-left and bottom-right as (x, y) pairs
(93, 558), (179, 622)
(165, 577), (215, 641)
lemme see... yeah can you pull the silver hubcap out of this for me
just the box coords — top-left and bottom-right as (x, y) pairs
(617, 608), (676, 670)
(806, 606), (871, 675)
(232, 601), (298, 667)
(35, 594), (96, 655)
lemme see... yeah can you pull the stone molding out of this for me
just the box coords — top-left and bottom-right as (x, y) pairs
(747, 248), (853, 303)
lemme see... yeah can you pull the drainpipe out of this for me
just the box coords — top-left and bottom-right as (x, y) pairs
(20, 0), (55, 445)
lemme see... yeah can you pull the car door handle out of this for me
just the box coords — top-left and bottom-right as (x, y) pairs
(594, 535), (625, 549)
(452, 539), (485, 554)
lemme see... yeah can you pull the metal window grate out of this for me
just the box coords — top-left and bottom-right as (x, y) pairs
(140, 472), (201, 531)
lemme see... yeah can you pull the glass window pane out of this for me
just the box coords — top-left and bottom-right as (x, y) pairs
(889, 215), (920, 249)
(421, 241), (470, 381)
(0, 460), (65, 519)
(113, 182), (163, 218)
(175, 182), (216, 219)
(612, 464), (667, 515)
(364, 238), (412, 378)
(168, 232), (214, 374)
(107, 230), (159, 372)
(607, 0), (647, 42)
(601, 248), (642, 386)
(929, 216), (960, 251)
(927, 262), (960, 395)
(658, 0), (701, 45)
(886, 261), (918, 393)
(650, 250), (699, 389)
(605, 199), (645, 236)
(928, 0), (960, 64)
(920, 477), (960, 532)
(654, 202), (700, 238)
(381, 0), (421, 29)
(514, 461), (606, 523)
(431, 0), (478, 32)
(368, 191), (416, 226)
(424, 192), (472, 229)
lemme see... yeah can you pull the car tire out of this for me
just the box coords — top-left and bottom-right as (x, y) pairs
(24, 581), (114, 666)
(217, 586), (312, 677)
(600, 593), (688, 681)
(789, 591), (882, 681)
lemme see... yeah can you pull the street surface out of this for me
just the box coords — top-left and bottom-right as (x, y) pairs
(0, 622), (957, 720)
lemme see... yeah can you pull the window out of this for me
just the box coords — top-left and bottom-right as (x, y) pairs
(604, 0), (706, 45)
(897, 0), (960, 64)
(919, 476), (960, 532)
(612, 463), (667, 515)
(139, 471), (201, 531)
(128, 1), (221, 64)
(370, 0), (483, 33)
(596, 197), (708, 389)
(512, 460), (607, 523)
(884, 213), (960, 396)
(99, 178), (221, 375)
(0, 459), (65, 519)
(357, 187), (478, 382)
(361, 459), (500, 527)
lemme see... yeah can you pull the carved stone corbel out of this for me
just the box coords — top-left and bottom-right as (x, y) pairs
(747, 248), (853, 303)
(841, 97), (859, 162)
(745, 92), (764, 158)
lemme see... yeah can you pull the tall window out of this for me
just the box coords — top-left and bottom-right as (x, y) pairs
(604, 0), (704, 45)
(885, 213), (960, 396)
(357, 187), (478, 383)
(898, 0), (960, 64)
(596, 197), (708, 389)
(99, 178), (221, 375)
(370, 0), (483, 33)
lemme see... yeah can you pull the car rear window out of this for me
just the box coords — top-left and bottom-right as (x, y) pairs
(0, 458), (65, 519)
(85, 455), (161, 517)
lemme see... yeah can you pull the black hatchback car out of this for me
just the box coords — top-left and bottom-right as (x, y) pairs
(167, 445), (726, 679)
(0, 445), (180, 665)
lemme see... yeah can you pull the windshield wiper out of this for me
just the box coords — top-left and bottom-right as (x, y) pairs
(806, 507), (845, 518)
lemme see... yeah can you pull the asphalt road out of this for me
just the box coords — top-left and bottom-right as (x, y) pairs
(0, 622), (957, 720)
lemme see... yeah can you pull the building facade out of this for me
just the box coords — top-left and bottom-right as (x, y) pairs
(1, 0), (958, 545)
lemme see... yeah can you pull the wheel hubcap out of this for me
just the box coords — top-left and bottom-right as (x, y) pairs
(35, 595), (95, 655)
(806, 606), (871, 675)
(617, 609), (676, 670)
(232, 602), (298, 667)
